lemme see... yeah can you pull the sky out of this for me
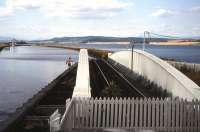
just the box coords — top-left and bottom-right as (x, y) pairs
(0, 0), (200, 40)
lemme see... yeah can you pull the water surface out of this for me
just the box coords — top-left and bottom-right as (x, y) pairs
(0, 46), (78, 122)
(81, 44), (200, 63)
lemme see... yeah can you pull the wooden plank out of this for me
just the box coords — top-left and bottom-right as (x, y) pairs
(190, 100), (194, 132)
(198, 100), (200, 132)
(122, 98), (126, 128)
(194, 100), (198, 132)
(135, 98), (139, 127)
(147, 98), (151, 128)
(102, 97), (106, 128)
(152, 98), (155, 129)
(106, 98), (110, 127)
(139, 98), (143, 127)
(76, 98), (80, 128)
(118, 98), (122, 128)
(183, 99), (187, 132)
(187, 101), (191, 132)
(171, 99), (175, 131)
(167, 98), (172, 129)
(143, 98), (147, 128)
(156, 98), (159, 129)
(80, 98), (85, 128)
(93, 98), (98, 128)
(126, 97), (131, 128)
(97, 98), (102, 128)
(179, 99), (183, 132)
(114, 98), (119, 128)
(89, 98), (94, 128)
(160, 98), (164, 129)
(198, 100), (200, 131)
(110, 98), (114, 128)
(175, 99), (180, 132)
(130, 98), (135, 128)
(85, 98), (90, 128)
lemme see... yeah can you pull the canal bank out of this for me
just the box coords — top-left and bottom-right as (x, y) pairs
(0, 44), (9, 51)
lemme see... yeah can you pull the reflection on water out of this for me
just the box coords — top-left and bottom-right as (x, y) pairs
(0, 46), (78, 122)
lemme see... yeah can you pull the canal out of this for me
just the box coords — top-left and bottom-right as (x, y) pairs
(0, 46), (78, 123)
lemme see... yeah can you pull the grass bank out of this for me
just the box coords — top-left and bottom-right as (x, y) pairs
(0, 44), (9, 51)
(151, 41), (200, 46)
(166, 60), (200, 86)
(38, 44), (112, 58)
(177, 66), (200, 86)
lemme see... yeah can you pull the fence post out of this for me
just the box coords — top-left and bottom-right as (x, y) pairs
(93, 97), (98, 128)
(85, 98), (90, 128)
(102, 97), (106, 128)
(118, 97), (122, 128)
(106, 98), (110, 127)
(122, 98), (127, 128)
(147, 98), (151, 128)
(172, 98), (175, 131)
(135, 97), (139, 128)
(160, 98), (164, 130)
(110, 97), (114, 128)
(152, 98), (155, 129)
(130, 98), (135, 128)
(175, 99), (180, 132)
(143, 98), (147, 128)
(126, 97), (131, 128)
(89, 98), (94, 128)
(97, 97), (102, 128)
(139, 98), (143, 128)
(114, 98), (119, 128)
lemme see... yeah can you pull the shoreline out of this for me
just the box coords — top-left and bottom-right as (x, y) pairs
(0, 44), (9, 51)
(150, 41), (200, 46)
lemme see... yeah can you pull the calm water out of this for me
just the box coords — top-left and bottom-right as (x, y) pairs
(0, 46), (78, 122)
(81, 44), (200, 63)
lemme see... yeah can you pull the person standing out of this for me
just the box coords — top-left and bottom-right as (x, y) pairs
(66, 57), (73, 67)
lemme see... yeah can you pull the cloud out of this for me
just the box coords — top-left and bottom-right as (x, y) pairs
(151, 9), (174, 17)
(0, 0), (133, 18)
(190, 6), (200, 12)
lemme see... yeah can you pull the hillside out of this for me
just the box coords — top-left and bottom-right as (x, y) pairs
(32, 36), (168, 43)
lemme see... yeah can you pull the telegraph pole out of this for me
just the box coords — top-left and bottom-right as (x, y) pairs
(143, 31), (150, 51)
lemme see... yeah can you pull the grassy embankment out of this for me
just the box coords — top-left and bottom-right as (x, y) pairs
(151, 41), (200, 46)
(39, 44), (111, 58)
(0, 44), (9, 51)
(177, 66), (200, 86)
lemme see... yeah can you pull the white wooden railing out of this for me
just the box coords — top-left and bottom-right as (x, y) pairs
(51, 97), (200, 132)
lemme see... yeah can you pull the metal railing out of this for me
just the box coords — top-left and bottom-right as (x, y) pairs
(50, 97), (200, 132)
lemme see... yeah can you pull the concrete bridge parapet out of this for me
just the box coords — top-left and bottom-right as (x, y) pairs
(109, 49), (200, 100)
(72, 49), (91, 97)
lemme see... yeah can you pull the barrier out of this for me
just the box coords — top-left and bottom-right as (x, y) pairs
(72, 49), (91, 97)
(57, 97), (200, 132)
(109, 50), (200, 100)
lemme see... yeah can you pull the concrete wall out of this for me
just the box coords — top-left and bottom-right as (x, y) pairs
(73, 49), (91, 97)
(109, 50), (200, 100)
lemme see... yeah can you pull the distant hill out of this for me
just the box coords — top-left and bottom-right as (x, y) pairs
(0, 36), (12, 42)
(33, 36), (169, 44)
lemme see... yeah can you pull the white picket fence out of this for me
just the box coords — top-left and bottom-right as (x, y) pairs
(58, 97), (200, 132)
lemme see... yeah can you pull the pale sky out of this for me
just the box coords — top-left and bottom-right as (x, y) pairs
(0, 0), (200, 40)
